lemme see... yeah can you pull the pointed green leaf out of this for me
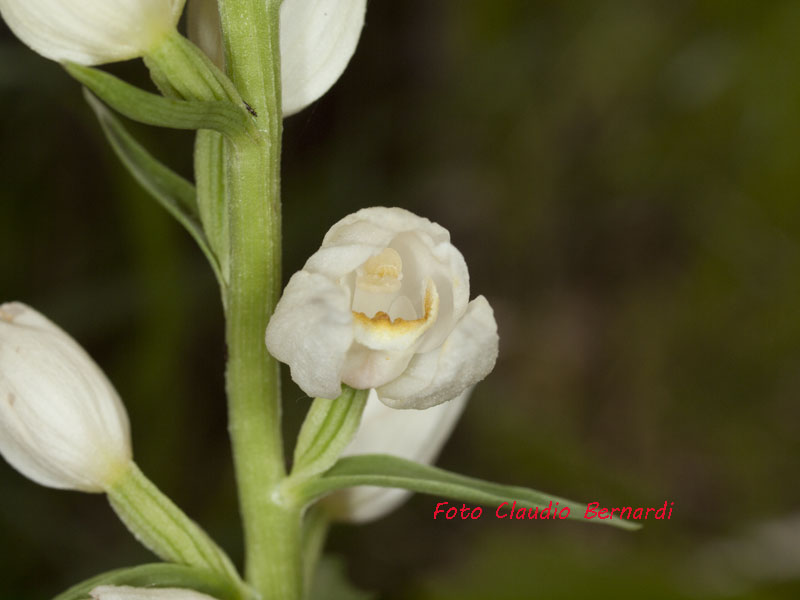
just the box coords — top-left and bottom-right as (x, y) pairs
(66, 63), (249, 137)
(84, 90), (224, 287)
(291, 387), (369, 481)
(53, 564), (244, 600)
(295, 454), (641, 531)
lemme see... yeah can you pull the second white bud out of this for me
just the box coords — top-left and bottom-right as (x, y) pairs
(0, 302), (132, 492)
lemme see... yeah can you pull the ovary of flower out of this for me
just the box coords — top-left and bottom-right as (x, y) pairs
(0, 0), (186, 65)
(91, 586), (219, 600)
(0, 302), (132, 492)
(188, 0), (367, 116)
(265, 207), (499, 410)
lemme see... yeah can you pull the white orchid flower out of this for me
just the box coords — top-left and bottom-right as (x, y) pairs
(91, 586), (218, 600)
(0, 302), (132, 492)
(325, 387), (470, 523)
(0, 0), (186, 65)
(188, 0), (367, 116)
(265, 207), (499, 409)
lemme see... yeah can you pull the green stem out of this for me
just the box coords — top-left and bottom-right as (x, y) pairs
(217, 0), (299, 598)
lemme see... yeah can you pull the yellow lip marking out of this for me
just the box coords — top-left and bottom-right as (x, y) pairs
(353, 285), (434, 327)
(352, 280), (439, 345)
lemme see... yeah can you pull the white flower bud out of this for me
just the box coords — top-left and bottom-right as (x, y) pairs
(0, 0), (186, 65)
(326, 388), (470, 523)
(188, 0), (367, 116)
(91, 586), (218, 600)
(266, 207), (499, 409)
(0, 303), (132, 492)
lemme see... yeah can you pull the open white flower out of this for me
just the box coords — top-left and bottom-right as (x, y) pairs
(266, 207), (499, 409)
(0, 302), (132, 492)
(326, 387), (470, 523)
(188, 0), (367, 116)
(91, 587), (218, 600)
(0, 0), (186, 65)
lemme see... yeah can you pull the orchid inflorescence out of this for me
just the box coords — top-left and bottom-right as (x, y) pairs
(0, 1), (634, 599)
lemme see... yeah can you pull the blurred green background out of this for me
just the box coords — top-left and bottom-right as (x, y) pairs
(2, 1), (800, 598)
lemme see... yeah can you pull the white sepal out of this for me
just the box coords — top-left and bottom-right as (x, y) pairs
(326, 388), (470, 523)
(0, 0), (186, 65)
(91, 586), (218, 600)
(187, 0), (367, 116)
(280, 0), (367, 116)
(264, 271), (354, 400)
(378, 297), (499, 410)
(265, 207), (499, 409)
(0, 302), (132, 492)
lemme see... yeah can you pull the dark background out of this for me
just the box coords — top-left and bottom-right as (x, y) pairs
(2, 1), (800, 598)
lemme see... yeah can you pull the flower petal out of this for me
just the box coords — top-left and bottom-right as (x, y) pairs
(304, 242), (390, 282)
(304, 207), (420, 279)
(0, 0), (184, 65)
(280, 0), (367, 116)
(340, 343), (416, 391)
(265, 271), (353, 399)
(377, 296), (498, 409)
(388, 231), (470, 353)
(187, 0), (366, 116)
(323, 207), (450, 248)
(305, 208), (468, 309)
(328, 388), (470, 523)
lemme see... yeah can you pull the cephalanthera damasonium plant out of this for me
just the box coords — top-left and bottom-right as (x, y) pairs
(0, 1), (637, 598)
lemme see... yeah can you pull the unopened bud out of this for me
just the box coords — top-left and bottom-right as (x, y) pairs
(0, 302), (132, 492)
